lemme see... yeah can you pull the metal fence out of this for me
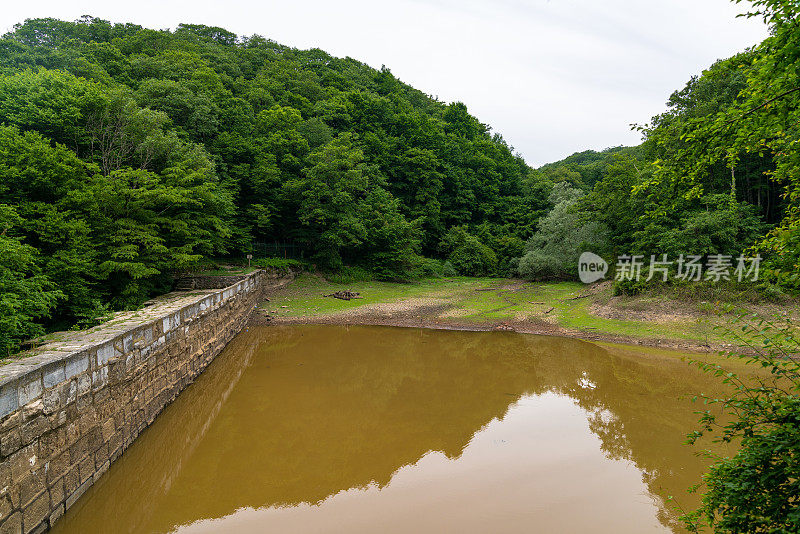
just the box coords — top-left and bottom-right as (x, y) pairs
(251, 241), (305, 259)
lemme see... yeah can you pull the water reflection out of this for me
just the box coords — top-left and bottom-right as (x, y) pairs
(51, 325), (734, 534)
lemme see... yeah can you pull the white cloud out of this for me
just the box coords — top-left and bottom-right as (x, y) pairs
(1, 0), (769, 165)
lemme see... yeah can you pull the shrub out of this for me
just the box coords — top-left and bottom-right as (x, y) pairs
(413, 257), (444, 278)
(759, 282), (788, 303)
(684, 315), (800, 533)
(612, 277), (650, 296)
(449, 239), (497, 276)
(439, 227), (497, 276)
(516, 183), (608, 280)
(517, 250), (562, 280)
(251, 257), (308, 270)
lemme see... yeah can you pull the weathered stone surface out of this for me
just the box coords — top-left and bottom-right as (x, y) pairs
(0, 389), (19, 422)
(0, 270), (266, 533)
(18, 472), (45, 508)
(0, 430), (21, 459)
(64, 477), (92, 511)
(62, 468), (78, 499)
(0, 495), (13, 523)
(47, 504), (63, 528)
(42, 367), (65, 391)
(63, 357), (88, 382)
(16, 382), (41, 410)
(0, 511), (21, 534)
(19, 418), (47, 449)
(21, 491), (47, 534)
(48, 478), (63, 509)
(8, 444), (37, 483)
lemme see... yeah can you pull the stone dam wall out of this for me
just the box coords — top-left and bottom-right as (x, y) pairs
(0, 270), (268, 533)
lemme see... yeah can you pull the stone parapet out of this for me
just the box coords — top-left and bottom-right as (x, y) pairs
(0, 270), (266, 533)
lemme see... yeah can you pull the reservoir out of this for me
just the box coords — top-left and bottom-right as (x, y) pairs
(50, 325), (733, 533)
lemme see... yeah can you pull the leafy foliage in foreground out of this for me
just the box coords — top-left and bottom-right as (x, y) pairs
(685, 314), (800, 533)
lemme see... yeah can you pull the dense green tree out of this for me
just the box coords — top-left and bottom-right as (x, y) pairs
(438, 226), (497, 276)
(631, 0), (800, 287)
(0, 3), (796, 351)
(578, 155), (647, 253)
(283, 134), (419, 275)
(517, 183), (608, 280)
(0, 205), (63, 355)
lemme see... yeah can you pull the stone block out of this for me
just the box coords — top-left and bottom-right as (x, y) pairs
(16, 380), (41, 409)
(48, 477), (64, 509)
(0, 388), (19, 422)
(77, 456), (93, 485)
(91, 367), (108, 391)
(122, 333), (134, 354)
(18, 418), (47, 449)
(40, 389), (60, 417)
(95, 460), (109, 479)
(38, 429), (64, 462)
(62, 467), (78, 498)
(45, 452), (69, 486)
(96, 343), (116, 366)
(100, 418), (115, 443)
(42, 366), (65, 391)
(0, 494), (12, 523)
(0, 413), (20, 435)
(64, 476), (92, 511)
(64, 356), (88, 382)
(19, 403), (41, 425)
(18, 471), (45, 507)
(47, 504), (63, 529)
(68, 435), (88, 465)
(8, 444), (37, 483)
(1, 430), (21, 458)
(21, 490), (47, 534)
(76, 375), (90, 397)
(0, 511), (21, 534)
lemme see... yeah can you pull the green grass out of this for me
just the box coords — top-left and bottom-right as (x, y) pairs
(558, 297), (714, 342)
(265, 275), (495, 316)
(271, 274), (761, 345)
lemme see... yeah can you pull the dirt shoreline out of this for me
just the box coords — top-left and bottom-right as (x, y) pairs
(247, 274), (791, 354)
(251, 308), (721, 354)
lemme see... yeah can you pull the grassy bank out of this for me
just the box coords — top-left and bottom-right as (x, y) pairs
(259, 273), (798, 351)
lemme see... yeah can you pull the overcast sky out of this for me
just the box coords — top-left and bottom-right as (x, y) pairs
(1, 1), (769, 165)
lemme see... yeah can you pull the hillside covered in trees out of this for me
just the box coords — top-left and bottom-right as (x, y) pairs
(1, 0), (799, 353)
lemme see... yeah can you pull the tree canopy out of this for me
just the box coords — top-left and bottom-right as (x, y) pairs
(0, 15), (536, 352)
(1, 1), (798, 353)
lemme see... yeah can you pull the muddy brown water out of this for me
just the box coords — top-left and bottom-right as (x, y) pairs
(50, 325), (736, 534)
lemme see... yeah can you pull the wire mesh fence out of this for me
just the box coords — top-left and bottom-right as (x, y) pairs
(251, 241), (305, 259)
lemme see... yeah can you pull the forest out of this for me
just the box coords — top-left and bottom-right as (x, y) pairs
(1, 0), (799, 354)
